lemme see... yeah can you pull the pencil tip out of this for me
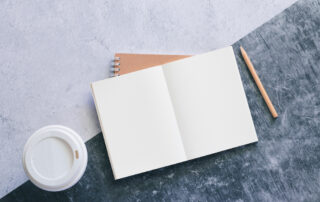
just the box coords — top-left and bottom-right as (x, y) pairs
(240, 46), (245, 55)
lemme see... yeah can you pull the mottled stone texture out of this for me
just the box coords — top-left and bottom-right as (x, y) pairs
(2, 0), (320, 201)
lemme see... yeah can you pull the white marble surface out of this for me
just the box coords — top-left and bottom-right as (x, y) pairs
(0, 0), (297, 198)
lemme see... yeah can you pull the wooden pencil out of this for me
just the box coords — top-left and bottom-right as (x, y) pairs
(240, 46), (278, 118)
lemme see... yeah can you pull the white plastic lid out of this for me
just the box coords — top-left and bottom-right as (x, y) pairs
(23, 125), (88, 191)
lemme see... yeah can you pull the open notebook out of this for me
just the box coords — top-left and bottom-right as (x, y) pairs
(91, 46), (258, 179)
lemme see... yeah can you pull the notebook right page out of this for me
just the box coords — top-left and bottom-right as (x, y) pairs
(162, 46), (258, 160)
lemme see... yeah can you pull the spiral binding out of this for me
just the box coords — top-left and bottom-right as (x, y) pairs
(111, 56), (120, 77)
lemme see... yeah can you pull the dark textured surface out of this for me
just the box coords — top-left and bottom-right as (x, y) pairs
(3, 0), (320, 201)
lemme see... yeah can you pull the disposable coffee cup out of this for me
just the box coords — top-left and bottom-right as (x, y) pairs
(23, 125), (88, 191)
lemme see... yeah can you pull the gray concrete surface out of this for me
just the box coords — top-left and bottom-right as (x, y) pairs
(0, 0), (297, 198)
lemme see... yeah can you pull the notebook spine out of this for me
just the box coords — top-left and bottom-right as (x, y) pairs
(111, 56), (120, 77)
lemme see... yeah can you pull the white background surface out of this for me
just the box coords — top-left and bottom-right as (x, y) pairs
(0, 0), (297, 198)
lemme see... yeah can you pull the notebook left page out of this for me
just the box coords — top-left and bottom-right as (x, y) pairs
(91, 66), (186, 179)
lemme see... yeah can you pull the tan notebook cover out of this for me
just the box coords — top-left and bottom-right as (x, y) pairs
(113, 53), (190, 76)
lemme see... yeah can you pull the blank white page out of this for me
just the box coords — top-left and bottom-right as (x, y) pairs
(91, 66), (186, 179)
(162, 47), (258, 159)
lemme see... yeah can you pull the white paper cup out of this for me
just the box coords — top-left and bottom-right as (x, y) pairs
(23, 125), (88, 191)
